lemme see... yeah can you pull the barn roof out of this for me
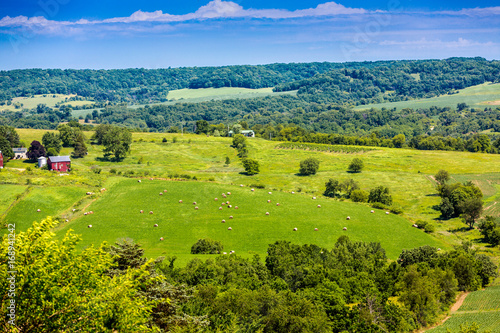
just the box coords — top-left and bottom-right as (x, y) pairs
(48, 156), (71, 163)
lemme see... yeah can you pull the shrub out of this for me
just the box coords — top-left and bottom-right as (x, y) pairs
(424, 224), (435, 233)
(299, 158), (320, 175)
(250, 184), (266, 189)
(371, 202), (388, 210)
(162, 137), (167, 143)
(191, 238), (223, 254)
(415, 220), (428, 229)
(390, 206), (404, 215)
(324, 179), (341, 198)
(350, 189), (369, 202)
(368, 186), (393, 206)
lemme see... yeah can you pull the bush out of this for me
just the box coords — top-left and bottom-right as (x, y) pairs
(348, 158), (364, 173)
(350, 189), (369, 202)
(371, 202), (388, 210)
(368, 186), (393, 206)
(415, 220), (428, 229)
(390, 206), (404, 215)
(424, 224), (435, 233)
(299, 158), (320, 175)
(191, 238), (223, 254)
(110, 168), (117, 174)
(162, 137), (167, 143)
(250, 184), (266, 189)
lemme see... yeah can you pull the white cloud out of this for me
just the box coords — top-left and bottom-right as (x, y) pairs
(437, 7), (500, 16)
(380, 37), (496, 49)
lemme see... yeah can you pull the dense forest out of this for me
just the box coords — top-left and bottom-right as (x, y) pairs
(1, 57), (500, 154)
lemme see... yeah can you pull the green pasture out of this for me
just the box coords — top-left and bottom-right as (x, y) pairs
(0, 184), (27, 215)
(2, 186), (86, 232)
(1, 94), (77, 111)
(355, 82), (500, 111)
(54, 178), (444, 264)
(429, 286), (500, 333)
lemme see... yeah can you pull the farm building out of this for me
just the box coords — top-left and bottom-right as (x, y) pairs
(13, 147), (28, 159)
(0, 151), (3, 169)
(228, 130), (255, 137)
(38, 156), (47, 168)
(47, 156), (71, 172)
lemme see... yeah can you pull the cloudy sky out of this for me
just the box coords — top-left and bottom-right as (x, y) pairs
(0, 0), (499, 69)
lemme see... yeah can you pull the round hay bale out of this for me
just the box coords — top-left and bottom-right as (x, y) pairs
(154, 224), (158, 227)
(65, 219), (69, 222)
(229, 215), (233, 219)
(149, 211), (153, 214)
(343, 227), (347, 230)
(72, 209), (76, 212)
(235, 206), (239, 209)
(267, 200), (271, 203)
(159, 193), (163, 195)
(268, 192), (272, 195)
(160, 237), (164, 241)
(276, 203), (280, 206)
(215, 198), (218, 201)
(37, 209), (41, 212)
(226, 201), (230, 204)
(223, 252), (227, 254)
(227, 192), (231, 195)
(138, 180), (141, 183)
(179, 200), (183, 203)
(386, 212), (389, 215)
(291, 191), (295, 194)
(437, 248), (441, 251)
(314, 228), (318, 231)
(317, 205), (321, 208)
(293, 227), (298, 231)
(265, 212), (270, 215)
(370, 210), (375, 213)
(164, 190), (167, 192)
(312, 197), (316, 200)
(193, 202), (197, 205)
(150, 178), (153, 180)
(228, 227), (232, 230)
(228, 205), (232, 208)
(240, 184), (244, 187)
(222, 202), (225, 206)
(346, 216), (351, 220)
(84, 212), (87, 215)
(221, 219), (226, 223)
(251, 189), (255, 192)
(90, 211), (94, 214)
(88, 225), (92, 228)
(140, 210), (144, 213)
(195, 206), (199, 210)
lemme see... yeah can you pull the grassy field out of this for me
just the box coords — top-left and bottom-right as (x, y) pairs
(53, 178), (444, 263)
(0, 185), (27, 217)
(2, 129), (500, 264)
(355, 82), (500, 111)
(429, 286), (500, 333)
(0, 94), (94, 111)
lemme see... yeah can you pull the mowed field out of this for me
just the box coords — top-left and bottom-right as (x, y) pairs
(429, 286), (500, 333)
(0, 94), (94, 111)
(355, 82), (500, 111)
(53, 178), (444, 263)
(2, 129), (500, 265)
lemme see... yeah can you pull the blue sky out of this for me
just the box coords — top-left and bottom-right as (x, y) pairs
(0, 0), (499, 69)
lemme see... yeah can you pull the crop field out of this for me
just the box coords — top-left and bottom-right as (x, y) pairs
(355, 82), (500, 111)
(53, 178), (444, 264)
(429, 286), (500, 333)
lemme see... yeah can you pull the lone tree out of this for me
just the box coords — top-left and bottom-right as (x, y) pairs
(299, 158), (320, 175)
(348, 158), (364, 173)
(368, 186), (393, 206)
(191, 238), (223, 254)
(27, 141), (46, 160)
(102, 126), (132, 161)
(242, 158), (260, 175)
(459, 198), (483, 229)
(324, 179), (341, 198)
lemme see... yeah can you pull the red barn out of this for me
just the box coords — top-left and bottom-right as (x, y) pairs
(47, 156), (71, 172)
(0, 151), (3, 169)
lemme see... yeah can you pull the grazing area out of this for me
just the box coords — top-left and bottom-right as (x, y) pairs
(53, 178), (444, 262)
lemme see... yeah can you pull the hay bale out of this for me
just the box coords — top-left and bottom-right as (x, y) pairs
(154, 224), (158, 227)
(149, 211), (153, 214)
(159, 193), (163, 195)
(276, 203), (280, 206)
(223, 252), (227, 254)
(179, 200), (183, 203)
(138, 180), (141, 183)
(160, 237), (164, 241)
(193, 202), (197, 205)
(221, 219), (226, 223)
(293, 228), (298, 231)
(317, 205), (321, 208)
(227, 192), (231, 195)
(235, 206), (239, 209)
(346, 216), (350, 220)
(370, 210), (374, 213)
(291, 191), (295, 194)
(229, 215), (233, 219)
(84, 212), (88, 216)
(222, 202), (225, 206)
(37, 209), (41, 212)
(386, 212), (389, 215)
(312, 197), (316, 200)
(268, 192), (272, 195)
(88, 225), (92, 228)
(240, 184), (244, 187)
(267, 200), (271, 203)
(150, 178), (153, 180)
(343, 227), (347, 230)
(266, 212), (270, 215)
(314, 228), (318, 231)
(72, 209), (76, 212)
(412, 224), (418, 227)
(215, 198), (218, 201)
(140, 210), (144, 213)
(228, 205), (232, 208)
(195, 206), (199, 210)
(251, 189), (255, 192)
(437, 248), (441, 251)
(228, 227), (232, 230)
(164, 190), (167, 192)
(219, 207), (223, 210)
